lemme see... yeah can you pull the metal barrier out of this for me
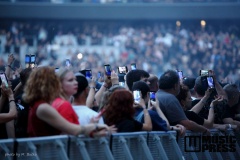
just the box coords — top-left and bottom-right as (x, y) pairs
(16, 135), (69, 160)
(0, 130), (239, 160)
(0, 139), (15, 160)
(148, 131), (184, 160)
(110, 132), (153, 160)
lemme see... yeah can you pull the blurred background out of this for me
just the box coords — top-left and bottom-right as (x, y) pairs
(0, 0), (240, 86)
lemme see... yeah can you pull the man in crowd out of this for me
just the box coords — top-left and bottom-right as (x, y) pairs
(156, 70), (210, 134)
(73, 73), (104, 125)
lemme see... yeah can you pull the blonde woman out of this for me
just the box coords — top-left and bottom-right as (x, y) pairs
(52, 68), (79, 125)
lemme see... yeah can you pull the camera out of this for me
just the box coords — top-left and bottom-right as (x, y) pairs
(104, 64), (112, 76)
(118, 66), (128, 74)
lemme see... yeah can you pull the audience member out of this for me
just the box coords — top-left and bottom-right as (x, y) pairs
(104, 89), (152, 132)
(52, 68), (79, 125)
(126, 69), (150, 91)
(73, 73), (104, 125)
(156, 70), (210, 134)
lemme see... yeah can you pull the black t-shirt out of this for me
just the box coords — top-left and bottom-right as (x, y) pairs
(192, 99), (209, 120)
(185, 111), (204, 126)
(192, 99), (233, 124)
(115, 118), (143, 133)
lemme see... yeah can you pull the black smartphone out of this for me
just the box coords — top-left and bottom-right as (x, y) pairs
(0, 73), (8, 88)
(25, 55), (30, 68)
(177, 70), (183, 79)
(150, 92), (156, 101)
(200, 70), (209, 76)
(30, 55), (36, 63)
(65, 59), (71, 67)
(85, 69), (92, 79)
(207, 76), (215, 89)
(118, 66), (128, 74)
(104, 64), (112, 76)
(131, 63), (137, 70)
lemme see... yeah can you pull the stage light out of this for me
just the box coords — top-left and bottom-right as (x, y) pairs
(201, 20), (206, 27)
(77, 53), (83, 60)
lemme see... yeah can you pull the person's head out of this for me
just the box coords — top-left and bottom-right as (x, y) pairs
(56, 68), (78, 98)
(73, 73), (89, 99)
(159, 70), (180, 95)
(20, 68), (32, 86)
(148, 74), (159, 92)
(126, 69), (150, 91)
(223, 84), (240, 107)
(99, 85), (125, 111)
(194, 76), (206, 97)
(23, 67), (61, 105)
(132, 81), (150, 102)
(104, 90), (135, 126)
(183, 77), (196, 90)
(176, 84), (192, 110)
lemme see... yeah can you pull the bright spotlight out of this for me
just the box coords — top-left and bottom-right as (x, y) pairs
(201, 20), (206, 27)
(77, 53), (83, 60)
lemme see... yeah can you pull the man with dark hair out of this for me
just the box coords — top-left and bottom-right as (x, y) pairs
(132, 81), (168, 131)
(156, 70), (210, 134)
(193, 72), (231, 125)
(73, 73), (104, 125)
(126, 69), (150, 91)
(148, 74), (159, 92)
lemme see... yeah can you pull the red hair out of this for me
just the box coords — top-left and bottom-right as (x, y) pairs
(104, 90), (135, 126)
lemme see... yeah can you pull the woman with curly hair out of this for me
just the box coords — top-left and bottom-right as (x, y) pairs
(104, 89), (152, 132)
(23, 66), (115, 137)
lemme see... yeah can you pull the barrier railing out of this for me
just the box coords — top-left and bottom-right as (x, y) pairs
(0, 130), (239, 160)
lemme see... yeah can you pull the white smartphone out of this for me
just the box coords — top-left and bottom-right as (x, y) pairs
(0, 73), (8, 88)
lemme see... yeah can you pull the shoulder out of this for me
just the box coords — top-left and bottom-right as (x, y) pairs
(36, 103), (56, 117)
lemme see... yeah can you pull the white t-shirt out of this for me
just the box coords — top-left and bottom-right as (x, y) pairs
(72, 105), (104, 125)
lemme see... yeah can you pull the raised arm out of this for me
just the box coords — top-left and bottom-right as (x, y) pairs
(209, 70), (228, 100)
(95, 75), (111, 105)
(136, 98), (152, 131)
(86, 77), (96, 108)
(5, 54), (15, 80)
